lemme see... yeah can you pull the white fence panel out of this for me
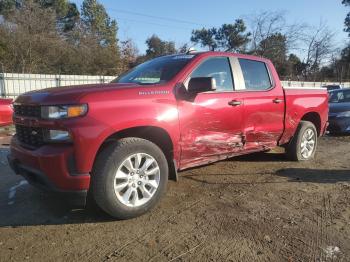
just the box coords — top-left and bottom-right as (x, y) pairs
(0, 73), (115, 98)
(1, 72), (350, 99)
(59, 75), (115, 87)
(281, 81), (350, 88)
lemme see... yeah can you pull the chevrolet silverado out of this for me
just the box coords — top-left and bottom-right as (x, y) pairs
(8, 52), (328, 219)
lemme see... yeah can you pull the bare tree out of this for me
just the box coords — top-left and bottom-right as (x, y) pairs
(301, 21), (335, 80)
(119, 38), (139, 72)
(246, 11), (305, 55)
(0, 0), (60, 73)
(0, 0), (122, 75)
(177, 43), (190, 53)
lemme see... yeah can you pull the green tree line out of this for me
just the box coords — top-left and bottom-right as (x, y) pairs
(0, 0), (349, 82)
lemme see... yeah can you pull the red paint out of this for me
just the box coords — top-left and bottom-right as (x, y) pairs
(9, 52), (328, 192)
(10, 140), (90, 190)
(0, 98), (13, 127)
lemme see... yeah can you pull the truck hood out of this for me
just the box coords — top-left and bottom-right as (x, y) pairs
(14, 83), (143, 105)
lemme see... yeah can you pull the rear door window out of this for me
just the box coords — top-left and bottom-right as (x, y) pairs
(239, 59), (272, 91)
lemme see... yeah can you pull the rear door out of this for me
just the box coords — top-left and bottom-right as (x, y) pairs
(237, 58), (285, 149)
(177, 56), (245, 169)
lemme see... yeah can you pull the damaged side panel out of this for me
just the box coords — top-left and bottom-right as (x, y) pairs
(177, 92), (245, 169)
(179, 131), (244, 168)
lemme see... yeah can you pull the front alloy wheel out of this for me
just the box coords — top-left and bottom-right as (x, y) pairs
(92, 138), (168, 219)
(114, 153), (160, 207)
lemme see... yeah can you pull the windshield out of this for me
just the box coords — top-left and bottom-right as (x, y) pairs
(329, 89), (350, 103)
(112, 55), (195, 85)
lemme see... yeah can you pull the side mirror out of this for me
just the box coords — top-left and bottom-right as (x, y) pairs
(188, 77), (216, 94)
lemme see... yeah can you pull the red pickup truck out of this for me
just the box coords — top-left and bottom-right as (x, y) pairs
(0, 98), (13, 127)
(8, 52), (328, 219)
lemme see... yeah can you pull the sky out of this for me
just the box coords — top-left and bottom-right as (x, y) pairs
(72, 0), (349, 58)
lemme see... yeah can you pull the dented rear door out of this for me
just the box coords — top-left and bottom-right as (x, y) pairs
(237, 58), (285, 149)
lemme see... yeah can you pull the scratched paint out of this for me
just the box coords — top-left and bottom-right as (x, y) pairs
(8, 180), (28, 205)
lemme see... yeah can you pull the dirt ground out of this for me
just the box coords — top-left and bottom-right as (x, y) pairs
(0, 129), (349, 262)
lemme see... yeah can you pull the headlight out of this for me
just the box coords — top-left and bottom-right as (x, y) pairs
(44, 130), (72, 142)
(41, 104), (88, 119)
(336, 111), (350, 118)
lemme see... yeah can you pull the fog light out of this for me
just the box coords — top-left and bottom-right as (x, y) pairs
(46, 130), (71, 142)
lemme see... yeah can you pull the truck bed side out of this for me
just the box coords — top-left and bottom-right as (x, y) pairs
(279, 88), (328, 145)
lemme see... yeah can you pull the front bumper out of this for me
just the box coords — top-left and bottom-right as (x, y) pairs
(8, 137), (90, 205)
(328, 117), (350, 134)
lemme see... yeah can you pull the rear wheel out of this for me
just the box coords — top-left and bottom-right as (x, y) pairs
(91, 138), (168, 219)
(286, 121), (318, 161)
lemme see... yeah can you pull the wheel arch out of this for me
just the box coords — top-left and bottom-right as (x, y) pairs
(300, 112), (322, 136)
(94, 126), (178, 181)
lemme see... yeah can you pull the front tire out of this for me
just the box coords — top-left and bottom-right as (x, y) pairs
(91, 138), (168, 219)
(286, 121), (318, 161)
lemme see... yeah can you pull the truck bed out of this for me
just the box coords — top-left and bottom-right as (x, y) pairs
(279, 88), (329, 145)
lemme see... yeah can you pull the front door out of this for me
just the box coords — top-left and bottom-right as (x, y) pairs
(177, 56), (245, 169)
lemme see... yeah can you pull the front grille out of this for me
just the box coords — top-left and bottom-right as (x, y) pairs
(15, 125), (45, 148)
(14, 104), (41, 118)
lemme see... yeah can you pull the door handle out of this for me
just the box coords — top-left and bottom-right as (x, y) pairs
(273, 98), (284, 104)
(228, 100), (242, 106)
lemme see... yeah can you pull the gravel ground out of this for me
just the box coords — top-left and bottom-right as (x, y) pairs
(0, 132), (349, 262)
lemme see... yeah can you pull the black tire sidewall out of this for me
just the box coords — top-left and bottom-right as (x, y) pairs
(92, 138), (168, 219)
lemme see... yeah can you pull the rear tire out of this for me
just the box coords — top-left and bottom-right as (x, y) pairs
(91, 138), (168, 219)
(286, 121), (318, 161)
